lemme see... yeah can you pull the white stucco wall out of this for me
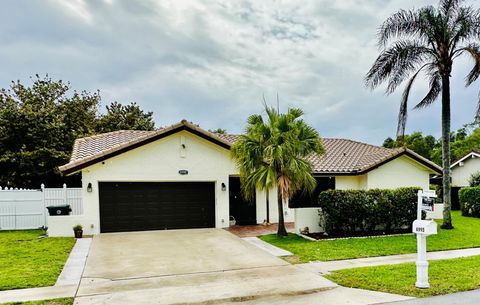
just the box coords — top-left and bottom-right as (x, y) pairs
(295, 208), (323, 233)
(47, 215), (95, 237)
(49, 130), (294, 236)
(51, 131), (239, 236)
(255, 188), (294, 224)
(367, 156), (431, 190)
(336, 175), (364, 190)
(332, 156), (431, 191)
(452, 156), (480, 187)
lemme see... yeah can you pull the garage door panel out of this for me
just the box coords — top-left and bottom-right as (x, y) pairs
(99, 182), (215, 233)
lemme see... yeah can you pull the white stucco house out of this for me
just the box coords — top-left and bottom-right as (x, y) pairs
(50, 120), (441, 237)
(451, 150), (480, 187)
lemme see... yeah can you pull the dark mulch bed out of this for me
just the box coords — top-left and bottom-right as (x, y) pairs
(305, 228), (412, 240)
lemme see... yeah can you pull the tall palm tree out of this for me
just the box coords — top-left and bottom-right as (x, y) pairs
(365, 0), (480, 229)
(231, 106), (323, 236)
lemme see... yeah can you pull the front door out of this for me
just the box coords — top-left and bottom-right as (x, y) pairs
(229, 177), (256, 225)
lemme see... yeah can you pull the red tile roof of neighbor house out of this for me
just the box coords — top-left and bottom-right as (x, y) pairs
(59, 120), (442, 175)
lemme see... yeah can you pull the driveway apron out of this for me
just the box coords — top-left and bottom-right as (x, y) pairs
(75, 228), (336, 305)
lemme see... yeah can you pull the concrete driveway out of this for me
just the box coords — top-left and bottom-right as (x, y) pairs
(74, 229), (336, 305)
(81, 228), (288, 280)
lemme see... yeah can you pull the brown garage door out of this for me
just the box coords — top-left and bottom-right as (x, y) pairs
(99, 182), (215, 233)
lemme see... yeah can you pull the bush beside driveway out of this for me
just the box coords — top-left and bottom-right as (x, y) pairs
(0, 230), (75, 291)
(260, 211), (480, 262)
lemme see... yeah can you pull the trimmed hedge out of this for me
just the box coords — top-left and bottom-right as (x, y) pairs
(318, 187), (420, 235)
(459, 187), (480, 217)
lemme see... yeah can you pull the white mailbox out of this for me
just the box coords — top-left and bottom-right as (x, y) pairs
(412, 220), (438, 236)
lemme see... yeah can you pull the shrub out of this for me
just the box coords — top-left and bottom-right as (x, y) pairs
(430, 184), (443, 203)
(318, 187), (420, 236)
(469, 172), (480, 187)
(459, 187), (480, 217)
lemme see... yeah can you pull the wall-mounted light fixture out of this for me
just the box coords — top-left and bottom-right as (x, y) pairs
(221, 183), (226, 191)
(87, 183), (93, 193)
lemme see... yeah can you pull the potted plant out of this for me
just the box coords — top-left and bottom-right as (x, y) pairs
(73, 224), (83, 238)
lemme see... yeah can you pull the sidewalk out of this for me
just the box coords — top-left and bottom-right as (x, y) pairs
(297, 247), (480, 274)
(377, 289), (480, 305)
(0, 285), (77, 304)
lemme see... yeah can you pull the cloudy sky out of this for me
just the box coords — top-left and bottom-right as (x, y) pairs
(1, 0), (479, 144)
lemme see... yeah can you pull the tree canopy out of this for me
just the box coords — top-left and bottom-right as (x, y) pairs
(383, 121), (480, 165)
(208, 128), (227, 134)
(0, 75), (156, 188)
(383, 132), (439, 160)
(97, 101), (155, 133)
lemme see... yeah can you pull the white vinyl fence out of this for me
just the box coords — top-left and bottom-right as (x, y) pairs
(42, 184), (83, 215)
(0, 184), (82, 230)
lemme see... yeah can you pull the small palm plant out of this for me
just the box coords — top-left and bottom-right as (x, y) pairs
(365, 0), (480, 229)
(231, 106), (323, 236)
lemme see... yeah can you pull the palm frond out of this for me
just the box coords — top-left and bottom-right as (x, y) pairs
(396, 71), (418, 137)
(448, 6), (480, 51)
(365, 40), (433, 92)
(378, 9), (421, 47)
(440, 0), (462, 17)
(460, 43), (480, 86)
(414, 73), (442, 110)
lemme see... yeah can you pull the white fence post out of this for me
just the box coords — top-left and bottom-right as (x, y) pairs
(41, 184), (46, 228)
(0, 184), (83, 230)
(63, 183), (67, 205)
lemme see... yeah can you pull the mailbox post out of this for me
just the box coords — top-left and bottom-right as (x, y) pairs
(413, 190), (438, 288)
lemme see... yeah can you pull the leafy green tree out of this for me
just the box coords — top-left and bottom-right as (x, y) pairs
(231, 106), (323, 236)
(208, 128), (227, 134)
(383, 137), (396, 148)
(450, 128), (480, 160)
(382, 132), (439, 160)
(96, 101), (155, 133)
(365, 0), (480, 229)
(0, 75), (99, 188)
(0, 76), (157, 188)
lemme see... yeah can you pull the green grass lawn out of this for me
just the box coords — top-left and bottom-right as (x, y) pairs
(1, 298), (74, 305)
(0, 230), (75, 291)
(325, 255), (480, 297)
(260, 211), (480, 262)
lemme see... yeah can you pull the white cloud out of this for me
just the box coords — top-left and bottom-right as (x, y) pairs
(50, 0), (94, 24)
(0, 0), (478, 144)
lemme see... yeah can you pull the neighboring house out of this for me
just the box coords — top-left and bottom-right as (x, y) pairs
(449, 150), (480, 210)
(451, 150), (480, 187)
(50, 120), (442, 236)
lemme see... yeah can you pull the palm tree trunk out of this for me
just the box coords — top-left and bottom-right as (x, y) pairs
(441, 74), (453, 229)
(276, 189), (288, 237)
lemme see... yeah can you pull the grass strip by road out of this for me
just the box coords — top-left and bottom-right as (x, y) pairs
(0, 298), (74, 305)
(0, 230), (75, 291)
(325, 255), (480, 297)
(260, 211), (480, 262)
